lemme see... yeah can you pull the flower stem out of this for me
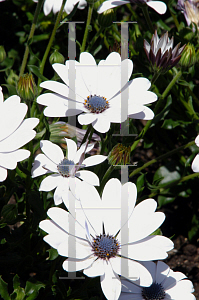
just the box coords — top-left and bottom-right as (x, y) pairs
(81, 4), (94, 53)
(148, 172), (199, 198)
(99, 165), (115, 195)
(129, 140), (195, 178)
(37, 0), (67, 89)
(130, 69), (183, 153)
(141, 6), (154, 33)
(151, 72), (160, 85)
(80, 124), (93, 146)
(86, 26), (104, 52)
(19, 0), (44, 77)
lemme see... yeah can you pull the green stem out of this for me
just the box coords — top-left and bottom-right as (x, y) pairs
(80, 124), (93, 146)
(19, 0), (44, 77)
(129, 140), (195, 178)
(131, 70), (183, 152)
(99, 165), (115, 195)
(86, 26), (104, 52)
(37, 0), (66, 89)
(148, 172), (199, 198)
(186, 86), (199, 108)
(161, 70), (182, 99)
(81, 4), (94, 53)
(93, 23), (109, 50)
(141, 6), (154, 33)
(151, 72), (160, 86)
(111, 25), (137, 55)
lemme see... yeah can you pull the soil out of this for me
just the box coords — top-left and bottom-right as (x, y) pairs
(165, 235), (199, 299)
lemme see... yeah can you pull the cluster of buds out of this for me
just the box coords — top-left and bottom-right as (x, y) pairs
(108, 143), (131, 165)
(144, 30), (186, 74)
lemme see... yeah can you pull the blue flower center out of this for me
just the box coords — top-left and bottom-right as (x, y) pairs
(142, 283), (166, 300)
(57, 158), (75, 177)
(84, 95), (109, 114)
(92, 234), (120, 260)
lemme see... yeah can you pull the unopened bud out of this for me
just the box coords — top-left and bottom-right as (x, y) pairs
(180, 43), (197, 68)
(17, 73), (37, 102)
(108, 143), (131, 165)
(98, 8), (115, 28)
(49, 50), (65, 65)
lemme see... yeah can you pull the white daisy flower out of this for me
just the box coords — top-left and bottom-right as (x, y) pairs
(33, 0), (87, 15)
(0, 87), (39, 182)
(31, 138), (107, 206)
(191, 134), (199, 172)
(39, 178), (174, 300)
(37, 52), (158, 133)
(97, 0), (167, 15)
(120, 260), (196, 300)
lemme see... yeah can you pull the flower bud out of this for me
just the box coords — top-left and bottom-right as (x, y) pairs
(93, 0), (103, 10)
(17, 73), (37, 102)
(0, 45), (6, 63)
(179, 43), (197, 68)
(49, 122), (101, 154)
(98, 8), (115, 28)
(108, 143), (131, 165)
(1, 204), (18, 223)
(49, 50), (65, 65)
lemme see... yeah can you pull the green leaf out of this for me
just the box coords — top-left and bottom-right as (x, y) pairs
(161, 119), (180, 130)
(46, 248), (59, 261)
(25, 280), (45, 300)
(0, 276), (10, 300)
(158, 194), (175, 208)
(136, 173), (145, 193)
(153, 162), (181, 186)
(27, 65), (48, 81)
(13, 275), (20, 290)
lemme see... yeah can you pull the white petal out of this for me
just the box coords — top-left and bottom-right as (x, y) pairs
(65, 138), (77, 161)
(100, 262), (122, 300)
(128, 199), (165, 243)
(63, 256), (95, 272)
(0, 166), (7, 182)
(84, 258), (105, 277)
(92, 116), (111, 133)
(31, 153), (57, 178)
(155, 261), (170, 284)
(43, 0), (54, 15)
(129, 106), (154, 120)
(74, 142), (94, 164)
(147, 0), (167, 14)
(166, 280), (195, 298)
(0, 118), (39, 152)
(58, 237), (91, 259)
(97, 0), (129, 14)
(77, 170), (99, 186)
(40, 81), (70, 98)
(83, 155), (107, 167)
(121, 278), (142, 293)
(39, 174), (62, 191)
(52, 0), (63, 14)
(53, 180), (69, 205)
(0, 149), (30, 169)
(78, 113), (97, 125)
(195, 135), (199, 147)
(40, 140), (64, 165)
(0, 100), (27, 142)
(191, 154), (199, 172)
(126, 235), (174, 261)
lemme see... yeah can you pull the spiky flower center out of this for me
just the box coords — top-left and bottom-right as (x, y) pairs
(91, 234), (120, 260)
(57, 158), (75, 177)
(142, 283), (166, 300)
(84, 95), (109, 114)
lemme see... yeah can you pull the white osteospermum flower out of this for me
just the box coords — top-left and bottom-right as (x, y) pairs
(31, 138), (107, 206)
(33, 0), (87, 15)
(39, 178), (174, 300)
(0, 87), (39, 182)
(120, 260), (196, 300)
(97, 0), (167, 15)
(37, 52), (158, 133)
(191, 134), (199, 172)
